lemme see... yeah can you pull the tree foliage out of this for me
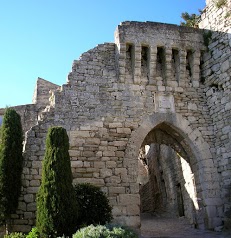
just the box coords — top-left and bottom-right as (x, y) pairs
(36, 127), (78, 238)
(0, 108), (23, 225)
(74, 183), (112, 227)
(180, 12), (200, 28)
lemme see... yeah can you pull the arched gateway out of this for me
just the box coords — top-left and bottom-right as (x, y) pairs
(0, 3), (230, 232)
(125, 113), (222, 229)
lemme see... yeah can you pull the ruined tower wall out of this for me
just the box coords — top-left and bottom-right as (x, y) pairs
(0, 78), (60, 133)
(32, 77), (60, 109)
(199, 0), (231, 228)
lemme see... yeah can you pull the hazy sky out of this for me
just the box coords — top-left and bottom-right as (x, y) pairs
(0, 0), (206, 108)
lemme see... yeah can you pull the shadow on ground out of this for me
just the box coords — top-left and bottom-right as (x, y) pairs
(139, 213), (231, 238)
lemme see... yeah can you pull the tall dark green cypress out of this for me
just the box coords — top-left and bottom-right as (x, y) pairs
(36, 127), (78, 238)
(0, 108), (23, 226)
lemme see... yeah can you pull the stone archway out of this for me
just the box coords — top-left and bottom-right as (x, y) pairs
(125, 113), (222, 229)
(138, 124), (202, 227)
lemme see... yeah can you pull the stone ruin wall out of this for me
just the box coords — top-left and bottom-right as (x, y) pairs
(0, 0), (230, 232)
(32, 78), (60, 110)
(0, 78), (60, 133)
(12, 22), (218, 232)
(199, 0), (231, 227)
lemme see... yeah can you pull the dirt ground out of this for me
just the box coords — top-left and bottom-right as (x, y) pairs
(139, 213), (231, 238)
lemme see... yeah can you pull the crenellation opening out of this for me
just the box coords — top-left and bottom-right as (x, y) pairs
(186, 50), (193, 84)
(125, 43), (135, 80)
(172, 49), (180, 83)
(141, 46), (150, 83)
(156, 47), (166, 84)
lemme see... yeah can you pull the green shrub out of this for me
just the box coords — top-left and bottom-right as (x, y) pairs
(26, 227), (40, 238)
(4, 232), (25, 238)
(36, 127), (78, 238)
(180, 12), (199, 28)
(0, 108), (23, 227)
(203, 30), (212, 50)
(73, 224), (138, 238)
(74, 183), (112, 227)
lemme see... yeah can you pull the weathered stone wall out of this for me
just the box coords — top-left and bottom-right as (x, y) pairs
(7, 21), (225, 232)
(199, 0), (231, 228)
(115, 21), (205, 89)
(32, 77), (60, 109)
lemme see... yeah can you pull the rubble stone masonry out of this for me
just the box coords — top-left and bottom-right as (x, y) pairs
(199, 0), (231, 229)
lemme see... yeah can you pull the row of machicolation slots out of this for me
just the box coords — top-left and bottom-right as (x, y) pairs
(118, 43), (205, 88)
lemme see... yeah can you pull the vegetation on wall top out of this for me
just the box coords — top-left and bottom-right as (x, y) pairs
(180, 12), (200, 28)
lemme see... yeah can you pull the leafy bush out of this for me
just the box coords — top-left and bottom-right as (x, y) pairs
(73, 224), (138, 238)
(36, 127), (78, 237)
(74, 183), (112, 227)
(4, 233), (25, 238)
(26, 227), (40, 238)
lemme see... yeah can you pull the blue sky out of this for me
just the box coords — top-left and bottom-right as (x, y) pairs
(0, 0), (205, 108)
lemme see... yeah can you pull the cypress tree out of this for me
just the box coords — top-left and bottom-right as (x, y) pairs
(0, 108), (23, 228)
(36, 127), (78, 238)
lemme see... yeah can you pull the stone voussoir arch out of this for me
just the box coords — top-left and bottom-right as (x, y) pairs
(124, 112), (222, 229)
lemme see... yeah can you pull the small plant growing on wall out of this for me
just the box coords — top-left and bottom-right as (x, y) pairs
(214, 0), (227, 8)
(36, 126), (78, 237)
(214, 0), (231, 18)
(203, 30), (213, 51)
(0, 108), (23, 234)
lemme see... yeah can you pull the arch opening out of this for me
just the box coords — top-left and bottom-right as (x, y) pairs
(138, 122), (203, 228)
